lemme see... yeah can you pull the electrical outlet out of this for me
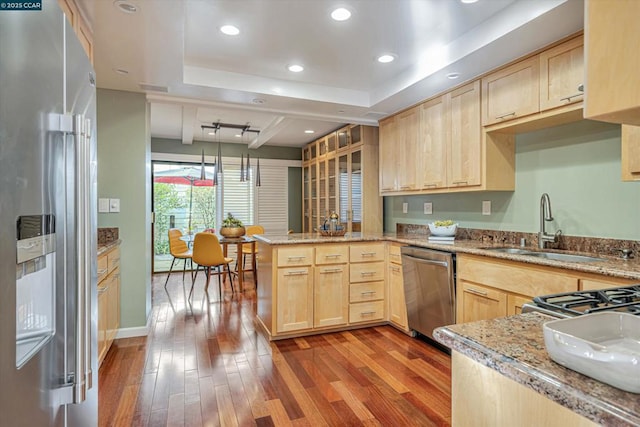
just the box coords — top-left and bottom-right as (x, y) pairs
(402, 202), (408, 214)
(98, 198), (110, 213)
(424, 202), (433, 215)
(482, 200), (491, 216)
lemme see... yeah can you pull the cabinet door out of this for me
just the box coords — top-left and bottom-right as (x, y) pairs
(397, 107), (419, 191)
(584, 0), (640, 125)
(388, 263), (408, 329)
(318, 158), (328, 220)
(457, 280), (508, 323)
(327, 156), (337, 216)
(482, 56), (539, 126)
(622, 125), (640, 181)
(314, 265), (349, 328)
(419, 96), (447, 189)
(276, 267), (313, 333)
(107, 270), (120, 343)
(507, 294), (530, 316)
(379, 116), (398, 192)
(98, 285), (108, 364)
(449, 81), (481, 187)
(338, 152), (351, 231)
(302, 164), (311, 232)
(310, 162), (319, 230)
(539, 36), (584, 112)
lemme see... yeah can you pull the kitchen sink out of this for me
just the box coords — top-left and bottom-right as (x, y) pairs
(483, 247), (604, 263)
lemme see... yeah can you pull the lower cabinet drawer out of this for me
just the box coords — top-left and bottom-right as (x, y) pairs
(350, 281), (384, 303)
(349, 300), (385, 324)
(350, 261), (385, 283)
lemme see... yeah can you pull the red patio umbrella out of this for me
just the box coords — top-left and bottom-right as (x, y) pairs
(154, 166), (214, 233)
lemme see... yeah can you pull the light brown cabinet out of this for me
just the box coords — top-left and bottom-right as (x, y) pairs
(379, 116), (398, 193)
(482, 56), (539, 126)
(348, 243), (386, 324)
(387, 244), (408, 331)
(276, 267), (313, 333)
(313, 245), (349, 329)
(418, 96), (447, 189)
(396, 107), (420, 191)
(539, 35), (584, 112)
(98, 245), (120, 366)
(58, 0), (93, 64)
(621, 125), (640, 181)
(584, 0), (640, 125)
(302, 125), (381, 233)
(457, 281), (508, 323)
(448, 81), (482, 188)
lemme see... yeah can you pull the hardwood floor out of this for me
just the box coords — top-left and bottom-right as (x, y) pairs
(99, 271), (452, 426)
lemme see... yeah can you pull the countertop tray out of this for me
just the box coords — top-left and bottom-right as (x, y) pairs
(543, 312), (640, 393)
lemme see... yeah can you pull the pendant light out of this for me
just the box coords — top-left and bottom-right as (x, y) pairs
(255, 157), (261, 187)
(246, 152), (251, 182)
(200, 149), (206, 180)
(240, 153), (245, 182)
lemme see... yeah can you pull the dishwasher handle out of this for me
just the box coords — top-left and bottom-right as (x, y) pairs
(402, 253), (449, 268)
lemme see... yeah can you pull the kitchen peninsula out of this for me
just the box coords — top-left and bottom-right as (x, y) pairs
(254, 232), (640, 341)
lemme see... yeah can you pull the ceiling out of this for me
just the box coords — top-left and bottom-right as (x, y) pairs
(77, 0), (584, 149)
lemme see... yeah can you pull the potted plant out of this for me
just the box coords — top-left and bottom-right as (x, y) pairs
(219, 212), (245, 238)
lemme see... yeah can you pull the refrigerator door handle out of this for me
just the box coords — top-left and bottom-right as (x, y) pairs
(72, 113), (93, 403)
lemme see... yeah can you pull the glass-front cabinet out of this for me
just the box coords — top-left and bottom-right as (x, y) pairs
(302, 125), (382, 234)
(302, 164), (311, 233)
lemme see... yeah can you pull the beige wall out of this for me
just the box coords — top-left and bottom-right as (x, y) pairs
(97, 89), (151, 332)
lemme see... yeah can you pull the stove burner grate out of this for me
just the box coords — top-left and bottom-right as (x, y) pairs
(533, 285), (640, 316)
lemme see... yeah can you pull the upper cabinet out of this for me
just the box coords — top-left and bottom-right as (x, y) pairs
(380, 80), (510, 195)
(482, 56), (539, 126)
(302, 126), (382, 233)
(621, 125), (640, 181)
(539, 35), (584, 112)
(584, 0), (640, 125)
(58, 0), (93, 64)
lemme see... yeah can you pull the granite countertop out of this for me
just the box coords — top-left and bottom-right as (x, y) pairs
(97, 239), (121, 256)
(433, 313), (640, 426)
(254, 232), (640, 281)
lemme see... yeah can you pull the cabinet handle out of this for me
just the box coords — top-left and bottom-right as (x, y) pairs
(97, 268), (108, 275)
(495, 112), (516, 120)
(320, 268), (342, 274)
(284, 270), (308, 276)
(324, 254), (342, 258)
(400, 185), (413, 189)
(390, 266), (401, 272)
(559, 93), (583, 102)
(452, 180), (468, 185)
(98, 286), (109, 294)
(360, 271), (376, 276)
(287, 255), (306, 260)
(423, 183), (437, 188)
(466, 288), (488, 296)
(360, 311), (377, 316)
(360, 290), (376, 295)
(360, 252), (377, 257)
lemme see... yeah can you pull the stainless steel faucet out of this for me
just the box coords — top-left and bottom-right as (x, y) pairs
(539, 193), (562, 249)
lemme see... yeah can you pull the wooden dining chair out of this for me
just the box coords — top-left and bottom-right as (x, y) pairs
(189, 232), (235, 299)
(164, 228), (193, 289)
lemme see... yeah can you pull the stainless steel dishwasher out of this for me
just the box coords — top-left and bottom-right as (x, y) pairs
(401, 246), (456, 342)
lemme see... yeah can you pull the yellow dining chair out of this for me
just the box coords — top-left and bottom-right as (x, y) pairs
(189, 232), (235, 299)
(164, 228), (193, 289)
(236, 224), (264, 283)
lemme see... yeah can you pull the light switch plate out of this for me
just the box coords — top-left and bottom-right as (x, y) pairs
(109, 198), (120, 213)
(424, 202), (433, 215)
(482, 200), (491, 215)
(402, 202), (408, 214)
(98, 198), (110, 213)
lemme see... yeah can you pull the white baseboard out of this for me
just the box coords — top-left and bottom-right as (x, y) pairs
(114, 314), (151, 339)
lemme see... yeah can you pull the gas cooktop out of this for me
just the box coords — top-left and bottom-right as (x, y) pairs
(528, 285), (640, 317)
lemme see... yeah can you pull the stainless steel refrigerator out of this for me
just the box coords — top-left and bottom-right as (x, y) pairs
(0, 2), (98, 425)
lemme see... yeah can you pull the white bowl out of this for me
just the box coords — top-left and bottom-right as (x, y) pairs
(428, 223), (458, 237)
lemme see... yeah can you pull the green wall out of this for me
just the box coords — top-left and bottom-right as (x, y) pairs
(97, 89), (151, 332)
(384, 120), (640, 240)
(288, 167), (302, 232)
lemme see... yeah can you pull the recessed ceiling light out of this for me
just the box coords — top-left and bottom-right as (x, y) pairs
(331, 8), (351, 21)
(252, 98), (266, 104)
(460, 0), (479, 3)
(377, 54), (396, 63)
(235, 134), (242, 138)
(446, 72), (461, 80)
(304, 130), (315, 134)
(220, 25), (240, 36)
(208, 131), (216, 136)
(113, 68), (129, 75)
(288, 64), (304, 73)
(113, 0), (137, 14)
